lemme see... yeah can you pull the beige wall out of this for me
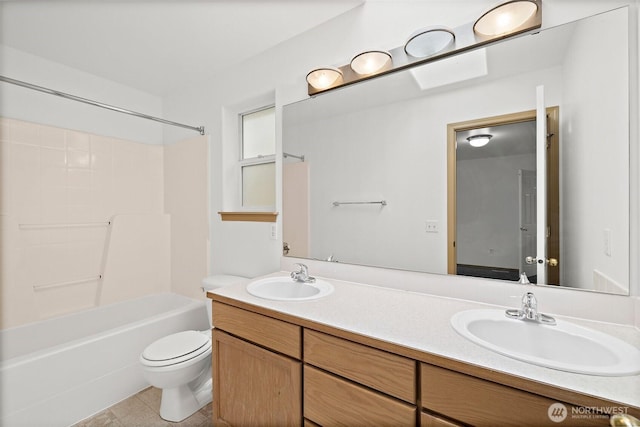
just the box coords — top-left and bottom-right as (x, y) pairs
(0, 117), (170, 328)
(164, 135), (209, 300)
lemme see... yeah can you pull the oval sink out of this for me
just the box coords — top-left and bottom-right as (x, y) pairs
(246, 277), (334, 301)
(451, 309), (640, 376)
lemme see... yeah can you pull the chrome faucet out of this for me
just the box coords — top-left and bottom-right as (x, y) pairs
(517, 272), (531, 284)
(290, 263), (315, 283)
(505, 292), (556, 325)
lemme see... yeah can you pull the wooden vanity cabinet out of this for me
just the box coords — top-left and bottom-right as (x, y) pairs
(210, 298), (635, 427)
(212, 302), (302, 426)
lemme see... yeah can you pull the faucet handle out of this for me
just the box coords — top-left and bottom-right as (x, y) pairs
(291, 263), (315, 283)
(291, 263), (309, 281)
(522, 292), (537, 308)
(293, 263), (308, 274)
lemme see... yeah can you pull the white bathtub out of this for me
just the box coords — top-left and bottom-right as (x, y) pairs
(0, 293), (210, 427)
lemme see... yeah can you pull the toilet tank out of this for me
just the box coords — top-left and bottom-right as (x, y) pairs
(201, 275), (247, 328)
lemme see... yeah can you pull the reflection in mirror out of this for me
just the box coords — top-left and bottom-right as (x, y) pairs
(283, 7), (630, 294)
(450, 110), (559, 286)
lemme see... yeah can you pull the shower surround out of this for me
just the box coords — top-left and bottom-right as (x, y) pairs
(0, 117), (170, 328)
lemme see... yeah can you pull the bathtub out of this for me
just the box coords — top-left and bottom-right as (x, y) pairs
(0, 293), (210, 427)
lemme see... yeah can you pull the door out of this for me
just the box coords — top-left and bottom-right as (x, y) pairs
(447, 105), (560, 284)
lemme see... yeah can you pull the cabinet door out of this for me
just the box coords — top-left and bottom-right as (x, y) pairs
(304, 365), (416, 426)
(213, 330), (301, 427)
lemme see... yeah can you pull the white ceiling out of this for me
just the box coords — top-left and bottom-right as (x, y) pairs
(0, 1), (363, 97)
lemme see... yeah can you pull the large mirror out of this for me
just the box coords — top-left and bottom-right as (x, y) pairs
(283, 7), (630, 295)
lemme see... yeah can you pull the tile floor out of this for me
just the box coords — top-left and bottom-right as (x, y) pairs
(73, 387), (212, 427)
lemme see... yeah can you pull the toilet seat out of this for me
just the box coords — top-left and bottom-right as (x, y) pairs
(141, 331), (211, 368)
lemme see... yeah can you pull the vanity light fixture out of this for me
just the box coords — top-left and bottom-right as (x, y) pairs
(404, 26), (455, 58)
(305, 0), (541, 96)
(467, 134), (492, 147)
(306, 67), (343, 91)
(350, 50), (393, 75)
(473, 0), (539, 37)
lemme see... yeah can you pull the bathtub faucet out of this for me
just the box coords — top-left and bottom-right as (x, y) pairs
(291, 263), (315, 283)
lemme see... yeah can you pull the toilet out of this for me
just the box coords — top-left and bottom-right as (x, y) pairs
(139, 275), (246, 422)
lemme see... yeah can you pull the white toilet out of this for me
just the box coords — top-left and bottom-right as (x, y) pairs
(139, 275), (246, 422)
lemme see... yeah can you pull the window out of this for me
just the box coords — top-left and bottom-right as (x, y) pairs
(240, 106), (275, 208)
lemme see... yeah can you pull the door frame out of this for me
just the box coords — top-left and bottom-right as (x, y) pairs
(446, 107), (560, 283)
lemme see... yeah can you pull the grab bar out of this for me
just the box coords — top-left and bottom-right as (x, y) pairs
(333, 200), (387, 207)
(33, 275), (102, 291)
(283, 152), (305, 162)
(18, 222), (111, 229)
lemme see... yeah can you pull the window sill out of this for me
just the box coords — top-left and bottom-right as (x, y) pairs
(218, 212), (278, 222)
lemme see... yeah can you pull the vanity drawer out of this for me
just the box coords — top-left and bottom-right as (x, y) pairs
(421, 411), (464, 427)
(304, 329), (415, 402)
(212, 302), (301, 359)
(304, 365), (416, 426)
(421, 363), (605, 427)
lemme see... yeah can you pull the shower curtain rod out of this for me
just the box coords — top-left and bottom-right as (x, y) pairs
(0, 75), (205, 135)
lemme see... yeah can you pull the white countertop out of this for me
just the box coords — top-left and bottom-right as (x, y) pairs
(211, 272), (640, 409)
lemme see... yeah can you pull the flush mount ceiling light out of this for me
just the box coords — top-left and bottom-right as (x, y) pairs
(473, 0), (538, 37)
(350, 50), (393, 75)
(404, 26), (455, 58)
(467, 134), (493, 147)
(306, 67), (343, 91)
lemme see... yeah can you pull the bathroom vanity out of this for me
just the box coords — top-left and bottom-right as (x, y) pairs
(207, 275), (640, 427)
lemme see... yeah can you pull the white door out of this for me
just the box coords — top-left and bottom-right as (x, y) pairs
(535, 85), (548, 283)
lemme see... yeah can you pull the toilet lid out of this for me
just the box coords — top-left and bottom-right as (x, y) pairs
(142, 331), (211, 366)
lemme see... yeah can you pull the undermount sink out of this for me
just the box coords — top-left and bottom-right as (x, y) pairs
(246, 276), (334, 301)
(451, 309), (640, 376)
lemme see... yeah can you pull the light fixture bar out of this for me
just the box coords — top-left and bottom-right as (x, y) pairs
(307, 0), (541, 96)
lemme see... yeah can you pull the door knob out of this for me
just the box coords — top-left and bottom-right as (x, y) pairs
(526, 256), (558, 266)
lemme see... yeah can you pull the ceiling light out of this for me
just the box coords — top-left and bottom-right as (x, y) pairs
(350, 51), (392, 75)
(405, 26), (455, 58)
(467, 134), (492, 147)
(306, 67), (343, 91)
(474, 1), (538, 37)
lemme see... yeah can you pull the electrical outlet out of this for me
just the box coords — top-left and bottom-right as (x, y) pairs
(425, 220), (439, 233)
